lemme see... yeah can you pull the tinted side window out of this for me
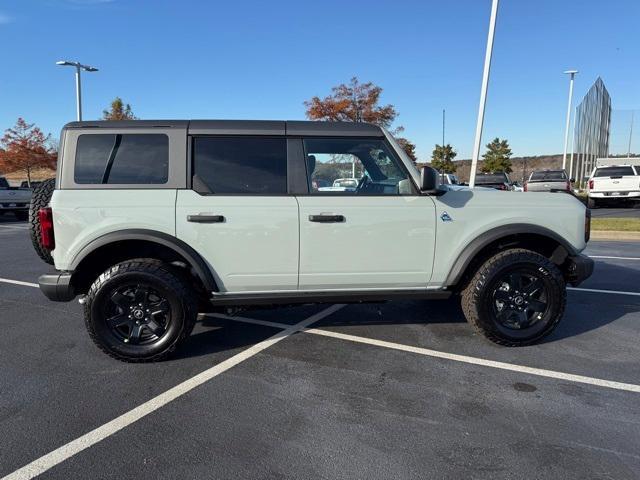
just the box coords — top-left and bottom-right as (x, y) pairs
(192, 137), (287, 194)
(75, 134), (168, 184)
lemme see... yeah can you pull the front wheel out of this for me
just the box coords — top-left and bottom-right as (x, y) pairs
(461, 248), (566, 346)
(84, 259), (197, 362)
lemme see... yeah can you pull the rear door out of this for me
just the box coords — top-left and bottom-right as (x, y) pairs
(176, 135), (299, 293)
(296, 136), (436, 290)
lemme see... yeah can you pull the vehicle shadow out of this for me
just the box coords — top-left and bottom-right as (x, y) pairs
(186, 261), (640, 353)
(0, 214), (27, 224)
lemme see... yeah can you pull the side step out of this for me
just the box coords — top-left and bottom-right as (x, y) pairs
(210, 289), (451, 307)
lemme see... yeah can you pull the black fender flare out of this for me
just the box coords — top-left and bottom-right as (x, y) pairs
(69, 229), (218, 292)
(445, 224), (578, 287)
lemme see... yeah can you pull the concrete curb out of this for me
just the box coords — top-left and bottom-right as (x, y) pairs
(591, 230), (640, 241)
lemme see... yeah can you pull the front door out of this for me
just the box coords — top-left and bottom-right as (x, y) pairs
(297, 137), (436, 290)
(176, 136), (299, 293)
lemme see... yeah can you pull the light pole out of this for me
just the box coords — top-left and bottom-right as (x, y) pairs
(469, 0), (499, 188)
(562, 70), (578, 170)
(56, 60), (99, 121)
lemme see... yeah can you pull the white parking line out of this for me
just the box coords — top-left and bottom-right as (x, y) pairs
(211, 314), (640, 394)
(568, 287), (640, 297)
(0, 224), (28, 230)
(0, 278), (38, 288)
(589, 255), (640, 261)
(1, 304), (344, 480)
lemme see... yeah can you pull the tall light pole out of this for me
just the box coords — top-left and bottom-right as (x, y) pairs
(469, 0), (499, 188)
(562, 70), (578, 170)
(56, 60), (99, 121)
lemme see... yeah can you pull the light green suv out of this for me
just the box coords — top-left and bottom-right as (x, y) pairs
(31, 120), (593, 362)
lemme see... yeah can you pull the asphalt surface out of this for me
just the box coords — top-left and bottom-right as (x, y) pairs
(589, 203), (640, 218)
(1, 214), (639, 479)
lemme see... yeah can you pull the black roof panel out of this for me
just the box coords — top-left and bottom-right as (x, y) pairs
(64, 119), (384, 137)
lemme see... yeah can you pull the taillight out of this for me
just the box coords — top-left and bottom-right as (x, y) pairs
(38, 207), (55, 250)
(523, 182), (528, 192)
(565, 181), (570, 192)
(584, 208), (591, 243)
(499, 184), (506, 190)
(588, 179), (594, 190)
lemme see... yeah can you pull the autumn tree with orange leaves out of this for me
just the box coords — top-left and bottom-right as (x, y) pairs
(304, 77), (417, 161)
(0, 118), (57, 185)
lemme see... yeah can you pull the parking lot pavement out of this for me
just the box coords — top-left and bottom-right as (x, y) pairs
(589, 205), (640, 218)
(1, 221), (639, 479)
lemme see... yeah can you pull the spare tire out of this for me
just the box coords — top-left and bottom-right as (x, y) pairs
(29, 178), (56, 265)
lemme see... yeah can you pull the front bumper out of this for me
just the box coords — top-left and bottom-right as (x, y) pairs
(565, 254), (594, 287)
(39, 273), (76, 302)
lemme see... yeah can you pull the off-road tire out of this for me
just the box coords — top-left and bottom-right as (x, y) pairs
(587, 197), (598, 209)
(84, 259), (198, 362)
(461, 248), (566, 346)
(29, 178), (55, 265)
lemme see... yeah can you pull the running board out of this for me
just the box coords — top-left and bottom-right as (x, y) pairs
(209, 289), (451, 306)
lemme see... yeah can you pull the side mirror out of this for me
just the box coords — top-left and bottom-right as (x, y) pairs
(570, 178), (576, 183)
(420, 166), (439, 193)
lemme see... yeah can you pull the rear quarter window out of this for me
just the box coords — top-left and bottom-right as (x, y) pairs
(74, 134), (169, 184)
(594, 166), (635, 178)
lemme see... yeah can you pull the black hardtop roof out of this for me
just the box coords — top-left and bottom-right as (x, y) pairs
(63, 120), (384, 137)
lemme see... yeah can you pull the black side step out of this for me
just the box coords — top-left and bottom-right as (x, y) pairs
(209, 289), (451, 307)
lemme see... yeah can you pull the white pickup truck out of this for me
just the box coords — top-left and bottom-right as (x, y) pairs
(587, 165), (640, 208)
(0, 177), (31, 220)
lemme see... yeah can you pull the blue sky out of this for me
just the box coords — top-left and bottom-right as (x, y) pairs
(0, 0), (638, 160)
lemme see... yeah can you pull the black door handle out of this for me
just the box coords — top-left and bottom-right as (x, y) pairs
(187, 214), (225, 223)
(309, 214), (345, 223)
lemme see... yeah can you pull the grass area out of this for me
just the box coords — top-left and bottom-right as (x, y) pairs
(591, 218), (640, 232)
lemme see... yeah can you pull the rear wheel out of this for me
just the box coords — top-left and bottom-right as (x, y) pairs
(586, 197), (598, 209)
(29, 178), (55, 264)
(461, 248), (566, 346)
(84, 259), (197, 362)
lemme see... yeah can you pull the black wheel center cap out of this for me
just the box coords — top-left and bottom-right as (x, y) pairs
(133, 309), (145, 320)
(514, 296), (524, 306)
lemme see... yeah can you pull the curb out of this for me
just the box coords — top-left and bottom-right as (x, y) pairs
(591, 230), (640, 241)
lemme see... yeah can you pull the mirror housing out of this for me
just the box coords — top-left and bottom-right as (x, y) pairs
(420, 166), (439, 193)
(570, 177), (576, 183)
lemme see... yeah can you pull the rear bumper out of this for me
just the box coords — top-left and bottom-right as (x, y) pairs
(38, 273), (76, 302)
(589, 191), (640, 199)
(565, 254), (594, 287)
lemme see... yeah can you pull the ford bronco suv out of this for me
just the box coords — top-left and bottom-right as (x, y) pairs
(30, 120), (593, 362)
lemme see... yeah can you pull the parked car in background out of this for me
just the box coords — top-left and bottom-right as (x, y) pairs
(318, 177), (359, 192)
(524, 170), (572, 192)
(0, 176), (32, 220)
(587, 165), (640, 208)
(438, 173), (460, 185)
(21, 180), (42, 189)
(474, 172), (512, 190)
(512, 181), (524, 192)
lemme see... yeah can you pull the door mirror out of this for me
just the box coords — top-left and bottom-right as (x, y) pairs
(570, 178), (576, 183)
(420, 166), (439, 193)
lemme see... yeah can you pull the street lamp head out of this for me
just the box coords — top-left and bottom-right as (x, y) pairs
(563, 70), (579, 75)
(56, 60), (98, 72)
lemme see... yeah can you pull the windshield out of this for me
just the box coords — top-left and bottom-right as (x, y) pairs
(594, 166), (636, 177)
(382, 128), (420, 178)
(476, 173), (508, 184)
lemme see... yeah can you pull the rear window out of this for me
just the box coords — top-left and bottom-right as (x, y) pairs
(594, 166), (636, 177)
(192, 137), (287, 194)
(530, 171), (567, 181)
(0, 178), (9, 188)
(476, 173), (508, 183)
(75, 134), (169, 184)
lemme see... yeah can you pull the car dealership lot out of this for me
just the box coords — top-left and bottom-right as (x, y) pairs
(1, 217), (639, 479)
